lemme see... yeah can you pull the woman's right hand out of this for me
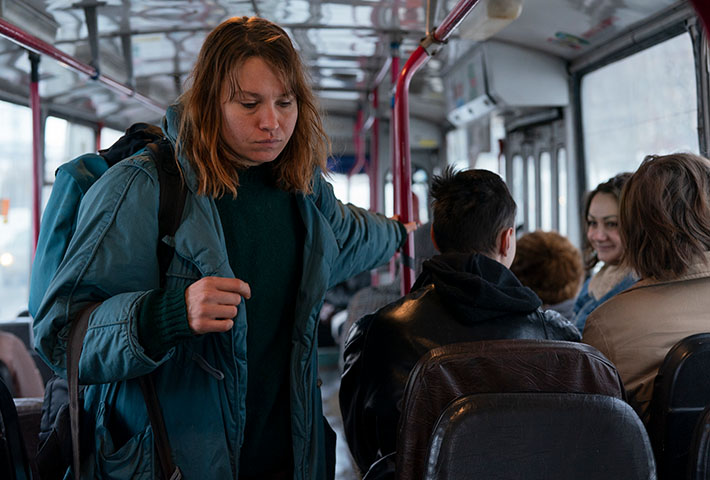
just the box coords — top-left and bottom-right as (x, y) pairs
(185, 277), (251, 334)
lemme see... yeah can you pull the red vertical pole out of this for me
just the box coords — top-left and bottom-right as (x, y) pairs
(389, 42), (401, 283)
(350, 108), (365, 177)
(369, 89), (379, 213)
(96, 121), (104, 152)
(29, 53), (41, 258)
(392, 0), (481, 294)
(370, 89), (380, 286)
(394, 47), (428, 294)
(390, 42), (401, 217)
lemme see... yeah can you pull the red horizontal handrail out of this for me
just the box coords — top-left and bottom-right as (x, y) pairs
(0, 17), (166, 114)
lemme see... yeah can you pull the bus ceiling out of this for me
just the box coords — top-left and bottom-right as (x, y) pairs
(0, 0), (703, 132)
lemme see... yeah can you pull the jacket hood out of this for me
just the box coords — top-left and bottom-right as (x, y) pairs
(413, 252), (542, 323)
(162, 102), (181, 145)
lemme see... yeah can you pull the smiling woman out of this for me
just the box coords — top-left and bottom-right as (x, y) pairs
(573, 172), (638, 333)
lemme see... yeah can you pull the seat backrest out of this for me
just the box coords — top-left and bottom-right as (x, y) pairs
(0, 320), (33, 352)
(0, 361), (14, 398)
(687, 404), (710, 480)
(14, 398), (43, 480)
(0, 377), (32, 480)
(648, 333), (710, 480)
(395, 339), (626, 480)
(425, 393), (656, 480)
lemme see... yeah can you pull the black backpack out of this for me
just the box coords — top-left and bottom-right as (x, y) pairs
(32, 123), (186, 480)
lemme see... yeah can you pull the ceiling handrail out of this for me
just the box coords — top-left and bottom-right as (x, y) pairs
(0, 17), (166, 114)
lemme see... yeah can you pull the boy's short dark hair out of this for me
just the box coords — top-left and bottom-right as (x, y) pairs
(430, 167), (516, 255)
(510, 231), (584, 305)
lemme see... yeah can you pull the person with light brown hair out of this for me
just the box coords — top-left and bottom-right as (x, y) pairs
(584, 153), (710, 422)
(34, 16), (414, 479)
(572, 172), (637, 332)
(510, 230), (584, 321)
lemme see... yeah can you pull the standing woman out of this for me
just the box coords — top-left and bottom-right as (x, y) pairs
(34, 17), (412, 480)
(573, 173), (637, 333)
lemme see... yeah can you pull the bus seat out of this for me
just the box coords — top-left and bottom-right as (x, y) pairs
(0, 361), (14, 398)
(14, 397), (42, 480)
(688, 404), (710, 480)
(0, 376), (32, 480)
(0, 332), (45, 398)
(425, 393), (656, 480)
(648, 332), (710, 480)
(0, 319), (33, 351)
(395, 339), (626, 480)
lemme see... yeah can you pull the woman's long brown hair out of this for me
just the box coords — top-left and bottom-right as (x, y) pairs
(178, 16), (330, 197)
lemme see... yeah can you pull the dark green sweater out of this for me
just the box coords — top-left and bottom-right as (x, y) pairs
(216, 165), (304, 476)
(138, 164), (303, 477)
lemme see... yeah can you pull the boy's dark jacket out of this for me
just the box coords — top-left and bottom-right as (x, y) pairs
(339, 252), (581, 474)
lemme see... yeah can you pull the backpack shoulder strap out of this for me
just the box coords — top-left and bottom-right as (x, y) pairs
(143, 138), (185, 479)
(148, 139), (187, 288)
(68, 303), (99, 479)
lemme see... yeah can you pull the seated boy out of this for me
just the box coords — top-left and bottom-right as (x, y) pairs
(339, 168), (580, 476)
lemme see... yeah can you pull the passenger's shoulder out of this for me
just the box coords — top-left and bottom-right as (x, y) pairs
(86, 152), (158, 195)
(541, 308), (582, 341)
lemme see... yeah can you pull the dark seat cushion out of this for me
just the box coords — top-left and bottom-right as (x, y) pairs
(426, 393), (655, 480)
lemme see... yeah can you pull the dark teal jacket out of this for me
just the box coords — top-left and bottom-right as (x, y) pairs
(33, 105), (405, 479)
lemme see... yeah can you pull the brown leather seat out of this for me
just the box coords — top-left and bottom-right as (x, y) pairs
(425, 393), (655, 480)
(395, 339), (626, 480)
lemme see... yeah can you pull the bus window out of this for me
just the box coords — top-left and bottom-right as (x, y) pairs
(446, 127), (469, 170)
(99, 127), (123, 150)
(526, 155), (536, 231)
(44, 117), (95, 186)
(384, 170), (393, 217)
(411, 168), (430, 224)
(0, 100), (32, 321)
(540, 151), (552, 231)
(330, 172), (370, 210)
(557, 147), (568, 236)
(511, 154), (524, 230)
(582, 32), (699, 189)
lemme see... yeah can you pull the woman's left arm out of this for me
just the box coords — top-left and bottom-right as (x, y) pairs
(313, 175), (407, 287)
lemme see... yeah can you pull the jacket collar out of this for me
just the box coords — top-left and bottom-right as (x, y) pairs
(162, 102), (201, 195)
(628, 251), (710, 291)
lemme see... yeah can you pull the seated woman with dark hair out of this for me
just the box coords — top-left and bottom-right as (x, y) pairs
(510, 230), (585, 321)
(573, 173), (638, 332)
(584, 153), (710, 422)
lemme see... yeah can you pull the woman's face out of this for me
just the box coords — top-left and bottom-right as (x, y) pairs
(587, 192), (623, 265)
(221, 57), (298, 166)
